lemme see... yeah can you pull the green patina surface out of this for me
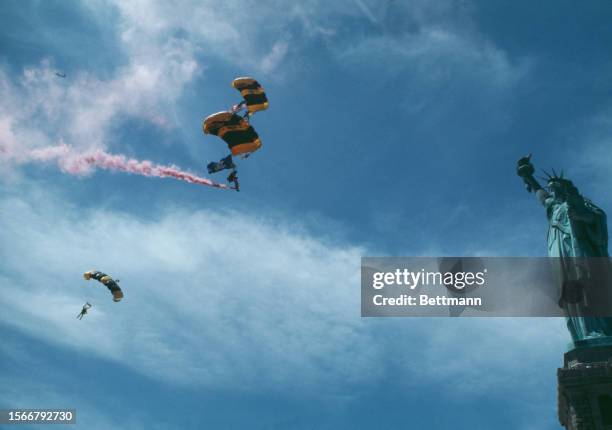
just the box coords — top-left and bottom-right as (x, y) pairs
(518, 155), (612, 349)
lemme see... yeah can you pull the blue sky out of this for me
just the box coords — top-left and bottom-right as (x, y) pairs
(1, 0), (612, 428)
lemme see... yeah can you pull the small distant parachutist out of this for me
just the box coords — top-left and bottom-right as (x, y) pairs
(77, 302), (92, 320)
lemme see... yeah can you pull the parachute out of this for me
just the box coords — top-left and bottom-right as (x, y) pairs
(202, 76), (269, 191)
(83, 270), (124, 302)
(203, 111), (262, 157)
(231, 77), (268, 114)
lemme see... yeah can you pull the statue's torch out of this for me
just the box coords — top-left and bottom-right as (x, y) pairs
(517, 153), (542, 193)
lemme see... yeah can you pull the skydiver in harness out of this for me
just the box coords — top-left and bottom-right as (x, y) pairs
(77, 302), (92, 320)
(224, 101), (251, 191)
(203, 77), (268, 192)
(231, 101), (248, 116)
(227, 170), (240, 191)
(207, 154), (240, 191)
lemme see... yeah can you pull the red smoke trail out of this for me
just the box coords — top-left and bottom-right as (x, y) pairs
(21, 144), (229, 189)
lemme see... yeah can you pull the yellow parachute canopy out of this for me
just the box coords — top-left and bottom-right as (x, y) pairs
(203, 111), (262, 157)
(83, 270), (124, 302)
(232, 77), (269, 114)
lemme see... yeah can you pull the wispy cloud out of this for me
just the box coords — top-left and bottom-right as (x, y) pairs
(260, 40), (290, 74)
(0, 186), (567, 397)
(0, 188), (378, 391)
(566, 109), (612, 209)
(0, 1), (571, 414)
(340, 27), (528, 90)
(0, 0), (527, 170)
(335, 1), (531, 126)
(352, 0), (379, 25)
(0, 369), (167, 430)
(1, 0), (409, 181)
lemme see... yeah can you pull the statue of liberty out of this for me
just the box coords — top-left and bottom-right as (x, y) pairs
(517, 154), (612, 348)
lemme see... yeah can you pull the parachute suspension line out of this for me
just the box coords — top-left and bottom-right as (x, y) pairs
(231, 101), (247, 114)
(230, 101), (252, 122)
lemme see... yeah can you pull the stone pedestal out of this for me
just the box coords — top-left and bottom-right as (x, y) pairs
(558, 345), (612, 429)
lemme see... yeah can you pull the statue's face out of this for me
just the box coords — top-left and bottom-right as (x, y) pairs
(548, 181), (567, 200)
(548, 179), (579, 201)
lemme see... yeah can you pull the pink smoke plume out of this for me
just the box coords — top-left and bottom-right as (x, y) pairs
(15, 143), (228, 189)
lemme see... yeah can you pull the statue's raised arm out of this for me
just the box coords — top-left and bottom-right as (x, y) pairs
(517, 153), (541, 192)
(516, 154), (551, 205)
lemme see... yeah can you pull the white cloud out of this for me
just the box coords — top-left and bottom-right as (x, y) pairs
(0, 0), (361, 174)
(261, 40), (290, 74)
(0, 0), (569, 404)
(0, 188), (381, 392)
(340, 27), (528, 89)
(335, 2), (531, 124)
(352, 0), (380, 25)
(398, 318), (566, 394)
(566, 110), (612, 210)
(99, 0), (327, 77)
(1, 0), (301, 167)
(0, 0), (529, 173)
(0, 371), (165, 430)
(0, 187), (569, 397)
(0, 48), (198, 173)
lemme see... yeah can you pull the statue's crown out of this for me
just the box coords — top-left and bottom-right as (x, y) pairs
(542, 169), (578, 194)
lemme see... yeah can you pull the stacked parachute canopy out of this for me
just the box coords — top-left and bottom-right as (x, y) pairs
(83, 270), (124, 302)
(203, 111), (262, 157)
(232, 77), (268, 114)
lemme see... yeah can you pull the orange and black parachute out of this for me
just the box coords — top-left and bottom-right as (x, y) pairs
(232, 77), (268, 114)
(203, 111), (262, 157)
(83, 270), (124, 302)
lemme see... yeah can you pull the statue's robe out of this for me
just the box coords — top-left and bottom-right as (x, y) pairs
(539, 190), (612, 343)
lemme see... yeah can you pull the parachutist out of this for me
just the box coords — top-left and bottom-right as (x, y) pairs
(232, 77), (268, 115)
(230, 101), (247, 114)
(228, 170), (240, 192)
(203, 77), (268, 191)
(77, 302), (92, 320)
